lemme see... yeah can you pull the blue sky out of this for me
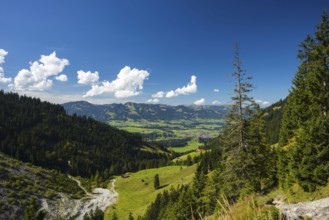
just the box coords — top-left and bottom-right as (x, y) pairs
(0, 0), (328, 106)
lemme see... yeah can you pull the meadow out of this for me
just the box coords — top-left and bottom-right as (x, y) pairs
(109, 118), (224, 153)
(105, 165), (197, 219)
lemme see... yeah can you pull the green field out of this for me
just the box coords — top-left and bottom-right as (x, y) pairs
(105, 165), (197, 220)
(172, 150), (209, 163)
(109, 119), (224, 153)
(168, 138), (201, 153)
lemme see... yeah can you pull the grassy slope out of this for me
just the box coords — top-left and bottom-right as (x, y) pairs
(169, 138), (201, 153)
(172, 150), (208, 163)
(105, 165), (197, 219)
(205, 183), (329, 219)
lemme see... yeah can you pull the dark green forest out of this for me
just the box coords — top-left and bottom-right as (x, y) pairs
(0, 91), (169, 178)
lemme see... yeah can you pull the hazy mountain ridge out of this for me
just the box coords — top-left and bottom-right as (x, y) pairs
(63, 101), (230, 122)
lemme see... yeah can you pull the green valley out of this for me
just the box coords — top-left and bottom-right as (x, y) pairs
(63, 102), (228, 152)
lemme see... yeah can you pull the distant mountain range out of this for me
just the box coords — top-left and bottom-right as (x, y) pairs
(62, 101), (230, 123)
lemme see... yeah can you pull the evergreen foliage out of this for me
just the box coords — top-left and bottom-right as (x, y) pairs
(218, 45), (274, 200)
(83, 207), (104, 220)
(278, 12), (329, 191)
(0, 152), (85, 219)
(0, 91), (169, 178)
(263, 99), (286, 145)
(153, 174), (160, 189)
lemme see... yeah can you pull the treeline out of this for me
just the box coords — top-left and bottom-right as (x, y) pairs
(0, 91), (169, 178)
(142, 12), (329, 219)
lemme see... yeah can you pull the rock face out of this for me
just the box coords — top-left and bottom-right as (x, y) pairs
(40, 178), (118, 220)
(276, 197), (329, 220)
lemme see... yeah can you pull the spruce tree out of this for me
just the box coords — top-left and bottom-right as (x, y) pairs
(154, 174), (160, 189)
(219, 45), (271, 200)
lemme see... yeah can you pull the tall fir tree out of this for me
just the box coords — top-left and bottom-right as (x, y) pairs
(154, 174), (160, 189)
(219, 45), (272, 200)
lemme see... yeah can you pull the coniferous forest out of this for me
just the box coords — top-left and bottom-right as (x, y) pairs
(0, 91), (169, 179)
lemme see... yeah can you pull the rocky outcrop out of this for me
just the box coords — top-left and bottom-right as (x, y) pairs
(39, 178), (118, 220)
(274, 196), (329, 220)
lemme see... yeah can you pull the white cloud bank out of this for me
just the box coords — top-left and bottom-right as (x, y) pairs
(83, 66), (149, 99)
(11, 52), (69, 91)
(152, 91), (165, 98)
(147, 98), (160, 103)
(55, 74), (68, 82)
(0, 49), (12, 84)
(166, 75), (197, 98)
(77, 70), (99, 85)
(194, 98), (205, 105)
(212, 100), (222, 105)
(213, 89), (219, 93)
(256, 99), (270, 106)
(151, 75), (197, 99)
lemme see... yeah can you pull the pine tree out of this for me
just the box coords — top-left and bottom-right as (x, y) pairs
(128, 212), (134, 220)
(154, 174), (160, 189)
(219, 45), (271, 200)
(111, 212), (118, 220)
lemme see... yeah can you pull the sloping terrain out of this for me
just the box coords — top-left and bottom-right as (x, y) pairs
(0, 91), (168, 178)
(0, 152), (84, 219)
(105, 165), (197, 219)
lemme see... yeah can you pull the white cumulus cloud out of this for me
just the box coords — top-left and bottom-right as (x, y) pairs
(173, 75), (197, 95)
(165, 75), (197, 98)
(165, 90), (177, 98)
(147, 98), (160, 103)
(77, 70), (99, 85)
(83, 66), (149, 99)
(212, 100), (222, 105)
(213, 89), (219, 93)
(55, 74), (68, 82)
(12, 52), (69, 91)
(256, 99), (271, 107)
(194, 98), (205, 105)
(151, 75), (197, 100)
(0, 49), (8, 64)
(152, 91), (165, 98)
(0, 49), (12, 84)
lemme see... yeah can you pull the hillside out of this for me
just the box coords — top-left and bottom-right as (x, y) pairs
(0, 152), (85, 219)
(0, 91), (169, 178)
(105, 165), (197, 220)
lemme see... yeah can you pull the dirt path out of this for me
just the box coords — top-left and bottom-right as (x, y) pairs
(68, 175), (92, 196)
